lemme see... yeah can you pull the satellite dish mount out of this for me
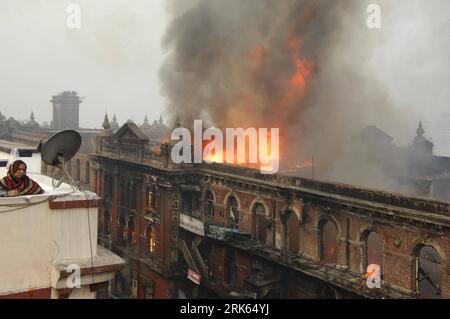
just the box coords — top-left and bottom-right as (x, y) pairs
(39, 130), (82, 189)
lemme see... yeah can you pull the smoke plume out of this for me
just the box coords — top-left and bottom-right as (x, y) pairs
(160, 0), (450, 194)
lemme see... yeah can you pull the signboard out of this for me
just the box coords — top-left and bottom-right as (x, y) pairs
(187, 268), (201, 285)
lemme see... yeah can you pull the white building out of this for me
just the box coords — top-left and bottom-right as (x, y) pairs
(0, 140), (124, 299)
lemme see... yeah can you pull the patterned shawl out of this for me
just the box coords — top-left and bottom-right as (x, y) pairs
(0, 160), (44, 195)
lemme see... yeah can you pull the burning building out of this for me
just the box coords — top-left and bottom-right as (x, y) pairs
(90, 122), (449, 299)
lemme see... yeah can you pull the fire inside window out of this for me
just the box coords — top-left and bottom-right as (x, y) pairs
(147, 225), (156, 256)
(320, 220), (339, 265)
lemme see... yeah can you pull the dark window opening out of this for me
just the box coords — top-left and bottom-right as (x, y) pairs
(182, 191), (200, 216)
(228, 196), (239, 231)
(253, 203), (268, 244)
(365, 231), (384, 276)
(287, 211), (300, 253)
(85, 161), (90, 185)
(75, 159), (80, 181)
(127, 219), (135, 246)
(205, 191), (215, 217)
(104, 210), (111, 235)
(130, 182), (138, 210)
(320, 220), (339, 265)
(118, 216), (126, 243)
(415, 245), (442, 299)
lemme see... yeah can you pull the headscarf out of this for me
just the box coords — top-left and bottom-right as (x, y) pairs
(0, 160), (43, 195)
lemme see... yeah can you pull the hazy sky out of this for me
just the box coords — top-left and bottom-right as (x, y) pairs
(0, 0), (168, 128)
(0, 0), (449, 155)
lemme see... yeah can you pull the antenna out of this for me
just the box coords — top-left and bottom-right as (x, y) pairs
(39, 130), (82, 189)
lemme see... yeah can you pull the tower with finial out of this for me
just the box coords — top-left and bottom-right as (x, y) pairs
(416, 121), (424, 137)
(25, 111), (39, 130)
(174, 114), (181, 128)
(101, 113), (112, 137)
(412, 120), (433, 155)
(140, 114), (152, 137)
(110, 114), (119, 132)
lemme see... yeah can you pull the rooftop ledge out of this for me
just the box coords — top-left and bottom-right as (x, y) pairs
(0, 174), (100, 210)
(0, 173), (123, 298)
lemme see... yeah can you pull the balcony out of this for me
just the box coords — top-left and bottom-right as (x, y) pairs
(0, 173), (125, 299)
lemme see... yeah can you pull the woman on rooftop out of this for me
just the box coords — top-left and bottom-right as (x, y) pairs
(0, 160), (44, 197)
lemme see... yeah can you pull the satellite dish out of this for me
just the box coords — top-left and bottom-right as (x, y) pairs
(39, 130), (81, 188)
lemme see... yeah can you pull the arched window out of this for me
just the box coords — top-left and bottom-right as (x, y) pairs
(120, 178), (126, 205)
(118, 217), (126, 242)
(287, 211), (300, 253)
(75, 159), (80, 181)
(104, 210), (111, 235)
(147, 184), (158, 210)
(320, 220), (339, 265)
(414, 245), (442, 298)
(205, 191), (215, 217)
(85, 161), (90, 185)
(146, 225), (156, 257)
(253, 203), (268, 244)
(227, 196), (239, 231)
(127, 219), (135, 246)
(121, 179), (131, 207)
(104, 174), (114, 201)
(130, 182), (138, 210)
(365, 231), (384, 275)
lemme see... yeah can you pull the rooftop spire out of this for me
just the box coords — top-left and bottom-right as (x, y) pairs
(102, 113), (111, 130)
(174, 114), (181, 128)
(416, 121), (424, 137)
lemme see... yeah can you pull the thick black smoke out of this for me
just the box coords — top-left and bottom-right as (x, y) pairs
(160, 0), (448, 195)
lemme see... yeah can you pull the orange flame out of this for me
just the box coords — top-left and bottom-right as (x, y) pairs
(277, 33), (315, 112)
(203, 19), (315, 171)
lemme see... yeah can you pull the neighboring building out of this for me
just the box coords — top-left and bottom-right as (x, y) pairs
(111, 114), (120, 133)
(24, 112), (40, 130)
(0, 140), (124, 299)
(348, 123), (450, 201)
(91, 122), (450, 299)
(1, 104), (449, 299)
(140, 115), (169, 147)
(51, 91), (82, 130)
